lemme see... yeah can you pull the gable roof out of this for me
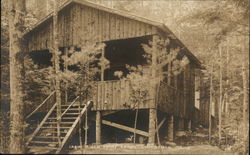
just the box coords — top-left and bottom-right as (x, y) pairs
(23, 0), (202, 68)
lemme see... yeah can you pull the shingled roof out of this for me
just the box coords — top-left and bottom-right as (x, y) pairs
(23, 0), (202, 68)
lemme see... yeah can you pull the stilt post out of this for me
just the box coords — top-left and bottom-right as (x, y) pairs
(96, 111), (101, 144)
(148, 108), (156, 145)
(167, 115), (174, 142)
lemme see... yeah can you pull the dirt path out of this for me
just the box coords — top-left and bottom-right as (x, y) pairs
(68, 144), (236, 154)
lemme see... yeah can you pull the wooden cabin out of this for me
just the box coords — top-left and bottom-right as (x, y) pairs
(23, 0), (205, 152)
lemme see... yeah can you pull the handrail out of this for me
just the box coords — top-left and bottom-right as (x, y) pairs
(61, 96), (80, 117)
(26, 90), (56, 120)
(56, 100), (93, 154)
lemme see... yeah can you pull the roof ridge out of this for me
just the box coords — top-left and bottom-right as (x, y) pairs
(23, 0), (164, 37)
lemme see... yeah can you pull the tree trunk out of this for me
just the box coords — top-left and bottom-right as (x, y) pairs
(209, 64), (213, 143)
(53, 0), (62, 146)
(219, 45), (222, 144)
(8, 0), (26, 153)
(242, 36), (249, 154)
(225, 37), (229, 114)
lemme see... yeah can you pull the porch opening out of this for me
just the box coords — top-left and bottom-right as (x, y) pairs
(103, 35), (152, 81)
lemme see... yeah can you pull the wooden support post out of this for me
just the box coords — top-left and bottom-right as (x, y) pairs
(101, 44), (105, 81)
(96, 111), (101, 144)
(155, 114), (161, 146)
(191, 119), (196, 131)
(148, 108), (156, 145)
(168, 62), (172, 84)
(133, 108), (139, 143)
(184, 119), (190, 131)
(167, 115), (174, 142)
(178, 118), (184, 131)
(79, 94), (84, 148)
(64, 47), (69, 104)
(84, 110), (88, 146)
(188, 119), (191, 131)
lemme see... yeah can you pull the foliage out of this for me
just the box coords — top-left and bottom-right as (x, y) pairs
(23, 56), (54, 105)
(179, 0), (249, 152)
(115, 36), (189, 108)
(57, 42), (109, 100)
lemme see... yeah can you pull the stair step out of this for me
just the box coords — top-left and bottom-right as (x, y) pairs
(62, 113), (80, 115)
(61, 108), (82, 110)
(35, 136), (64, 139)
(41, 126), (71, 129)
(28, 146), (57, 149)
(44, 122), (73, 124)
(61, 104), (85, 107)
(48, 117), (78, 120)
(41, 130), (68, 134)
(27, 100), (91, 154)
(30, 141), (58, 144)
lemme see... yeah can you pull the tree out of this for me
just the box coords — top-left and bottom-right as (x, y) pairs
(8, 0), (26, 153)
(179, 0), (249, 152)
(0, 0), (10, 153)
(241, 28), (249, 154)
(52, 0), (62, 146)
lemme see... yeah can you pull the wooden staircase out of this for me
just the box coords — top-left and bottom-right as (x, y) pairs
(26, 98), (93, 154)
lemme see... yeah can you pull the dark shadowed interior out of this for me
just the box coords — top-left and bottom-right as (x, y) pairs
(104, 35), (151, 81)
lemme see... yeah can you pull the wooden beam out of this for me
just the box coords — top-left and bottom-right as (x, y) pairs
(156, 117), (166, 132)
(102, 120), (149, 137)
(155, 114), (160, 145)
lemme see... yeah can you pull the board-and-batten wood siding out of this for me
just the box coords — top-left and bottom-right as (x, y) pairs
(92, 80), (152, 111)
(157, 64), (195, 119)
(26, 3), (157, 52)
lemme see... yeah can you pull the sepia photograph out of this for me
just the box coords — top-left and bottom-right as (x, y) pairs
(0, 0), (249, 154)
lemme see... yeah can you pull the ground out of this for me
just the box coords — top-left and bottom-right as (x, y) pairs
(27, 126), (242, 154)
(67, 144), (236, 154)
(66, 127), (239, 155)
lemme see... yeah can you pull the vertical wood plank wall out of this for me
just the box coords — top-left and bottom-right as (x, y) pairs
(92, 80), (151, 111)
(26, 3), (157, 51)
(157, 64), (196, 119)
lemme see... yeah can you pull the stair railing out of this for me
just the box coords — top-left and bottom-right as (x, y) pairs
(26, 101), (58, 147)
(26, 90), (56, 120)
(61, 95), (82, 118)
(56, 100), (93, 154)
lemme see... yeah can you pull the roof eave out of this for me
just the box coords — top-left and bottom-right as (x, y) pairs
(158, 24), (203, 69)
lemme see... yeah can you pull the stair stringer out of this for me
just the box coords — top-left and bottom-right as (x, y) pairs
(55, 101), (92, 154)
(26, 102), (57, 147)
